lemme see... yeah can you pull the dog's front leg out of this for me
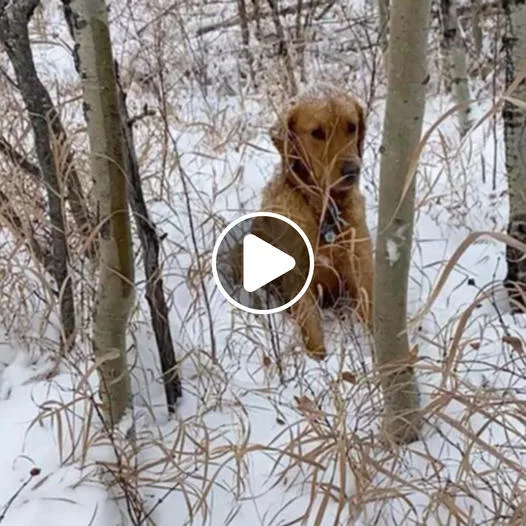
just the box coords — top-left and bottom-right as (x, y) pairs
(290, 291), (326, 360)
(339, 225), (374, 329)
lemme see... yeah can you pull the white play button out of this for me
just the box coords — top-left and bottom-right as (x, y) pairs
(242, 234), (296, 292)
(212, 212), (314, 314)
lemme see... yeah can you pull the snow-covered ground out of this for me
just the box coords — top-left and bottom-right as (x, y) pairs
(0, 1), (524, 525)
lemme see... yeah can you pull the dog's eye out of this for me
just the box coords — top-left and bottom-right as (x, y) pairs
(347, 122), (357, 134)
(311, 127), (326, 140)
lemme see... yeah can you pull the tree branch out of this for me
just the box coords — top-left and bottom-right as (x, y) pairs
(0, 188), (52, 272)
(0, 135), (41, 181)
(0, 0), (40, 21)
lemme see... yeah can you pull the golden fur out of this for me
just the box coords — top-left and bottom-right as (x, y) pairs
(257, 87), (374, 360)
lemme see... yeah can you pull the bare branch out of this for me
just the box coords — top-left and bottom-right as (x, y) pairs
(0, 135), (41, 181)
(196, 0), (324, 36)
(0, 0), (40, 22)
(0, 64), (17, 88)
(127, 105), (156, 127)
(0, 188), (52, 272)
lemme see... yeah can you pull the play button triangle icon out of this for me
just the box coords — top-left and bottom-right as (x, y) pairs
(212, 212), (314, 314)
(243, 234), (296, 292)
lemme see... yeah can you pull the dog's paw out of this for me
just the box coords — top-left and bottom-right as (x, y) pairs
(306, 346), (327, 361)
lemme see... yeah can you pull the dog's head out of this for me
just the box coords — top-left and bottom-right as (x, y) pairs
(271, 90), (365, 193)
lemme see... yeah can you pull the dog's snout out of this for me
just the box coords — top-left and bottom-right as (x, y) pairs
(341, 160), (361, 180)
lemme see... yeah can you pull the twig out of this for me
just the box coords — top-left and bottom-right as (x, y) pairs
(0, 468), (40, 522)
(0, 189), (53, 272)
(128, 105), (156, 127)
(0, 135), (41, 181)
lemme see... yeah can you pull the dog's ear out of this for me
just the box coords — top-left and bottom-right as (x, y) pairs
(356, 102), (366, 158)
(270, 113), (295, 155)
(271, 110), (312, 186)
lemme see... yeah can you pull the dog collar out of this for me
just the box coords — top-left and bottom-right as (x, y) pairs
(321, 201), (348, 243)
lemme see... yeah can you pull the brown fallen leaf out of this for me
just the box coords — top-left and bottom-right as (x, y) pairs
(341, 371), (357, 384)
(502, 335), (524, 354)
(409, 344), (419, 364)
(294, 395), (323, 422)
(262, 354), (272, 368)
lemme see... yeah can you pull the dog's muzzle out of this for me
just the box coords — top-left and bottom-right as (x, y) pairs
(341, 160), (361, 183)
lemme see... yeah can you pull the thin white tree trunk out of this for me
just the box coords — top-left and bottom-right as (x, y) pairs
(66, 0), (134, 427)
(471, 0), (483, 56)
(377, 0), (390, 65)
(374, 0), (431, 443)
(503, 1), (526, 309)
(266, 0), (298, 96)
(441, 0), (472, 135)
(237, 0), (256, 85)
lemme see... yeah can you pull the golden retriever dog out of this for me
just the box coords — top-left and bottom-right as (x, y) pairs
(255, 86), (373, 360)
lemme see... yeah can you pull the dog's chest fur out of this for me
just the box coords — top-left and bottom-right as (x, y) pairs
(260, 172), (366, 247)
(320, 200), (349, 244)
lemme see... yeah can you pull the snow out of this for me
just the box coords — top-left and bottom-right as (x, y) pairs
(386, 238), (399, 266)
(386, 225), (408, 267)
(0, 0), (523, 525)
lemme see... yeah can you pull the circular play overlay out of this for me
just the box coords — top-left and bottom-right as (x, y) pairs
(212, 212), (314, 314)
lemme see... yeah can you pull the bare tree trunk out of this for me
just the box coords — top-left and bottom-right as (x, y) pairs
(295, 0), (306, 82)
(440, 0), (472, 135)
(116, 72), (182, 413)
(65, 0), (134, 427)
(472, 0), (483, 56)
(374, 0), (431, 443)
(251, 0), (263, 40)
(0, 8), (95, 253)
(502, 0), (526, 311)
(0, 0), (76, 349)
(62, 4), (182, 413)
(377, 0), (390, 63)
(237, 0), (256, 85)
(266, 0), (298, 96)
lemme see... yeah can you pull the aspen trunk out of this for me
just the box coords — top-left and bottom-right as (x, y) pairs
(374, 0), (431, 443)
(441, 0), (472, 135)
(377, 0), (390, 64)
(237, 0), (256, 85)
(65, 0), (134, 427)
(63, 6), (182, 414)
(472, 0), (483, 56)
(266, 0), (298, 96)
(502, 1), (526, 310)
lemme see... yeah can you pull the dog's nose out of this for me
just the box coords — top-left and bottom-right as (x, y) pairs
(341, 160), (361, 181)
